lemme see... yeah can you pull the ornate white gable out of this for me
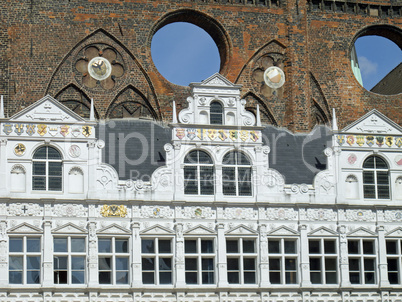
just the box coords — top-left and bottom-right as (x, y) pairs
(347, 227), (376, 237)
(268, 225), (299, 235)
(52, 223), (86, 234)
(8, 222), (42, 233)
(97, 223), (130, 234)
(185, 224), (216, 235)
(225, 224), (257, 235)
(386, 227), (402, 237)
(140, 224), (174, 235)
(308, 226), (338, 236)
(9, 95), (86, 123)
(178, 73), (256, 127)
(342, 109), (402, 135)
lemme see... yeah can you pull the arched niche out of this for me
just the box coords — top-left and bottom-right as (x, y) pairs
(69, 167), (84, 194)
(11, 165), (26, 192)
(345, 175), (359, 199)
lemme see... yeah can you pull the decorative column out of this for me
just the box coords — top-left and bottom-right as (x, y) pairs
(259, 224), (270, 287)
(0, 139), (7, 194)
(131, 222), (141, 287)
(42, 220), (53, 286)
(215, 164), (223, 201)
(87, 141), (97, 198)
(377, 225), (390, 287)
(216, 223), (228, 287)
(338, 225), (351, 287)
(0, 221), (8, 287)
(299, 224), (311, 287)
(175, 223), (186, 287)
(87, 221), (98, 287)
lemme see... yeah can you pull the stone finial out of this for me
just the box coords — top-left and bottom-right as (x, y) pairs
(256, 104), (261, 126)
(172, 100), (178, 123)
(332, 108), (338, 131)
(90, 98), (95, 121)
(0, 95), (4, 118)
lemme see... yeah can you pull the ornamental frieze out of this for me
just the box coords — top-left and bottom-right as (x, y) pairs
(8, 203), (42, 216)
(140, 206), (173, 219)
(182, 207), (215, 219)
(53, 204), (88, 217)
(1, 123), (93, 138)
(174, 127), (261, 143)
(335, 134), (402, 148)
(223, 208), (257, 220)
(306, 208), (337, 221)
(266, 208), (298, 220)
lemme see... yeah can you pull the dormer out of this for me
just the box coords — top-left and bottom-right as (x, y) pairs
(178, 73), (256, 126)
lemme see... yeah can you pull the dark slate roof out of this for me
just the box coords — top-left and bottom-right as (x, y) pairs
(97, 120), (332, 184)
(370, 63), (402, 95)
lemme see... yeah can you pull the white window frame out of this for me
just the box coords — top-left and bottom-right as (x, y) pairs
(184, 237), (215, 285)
(183, 150), (215, 196)
(53, 236), (86, 285)
(308, 238), (338, 284)
(98, 237), (130, 285)
(268, 237), (298, 285)
(32, 146), (63, 191)
(362, 155), (390, 199)
(141, 237), (174, 285)
(386, 238), (402, 285)
(222, 151), (253, 197)
(9, 236), (41, 285)
(348, 238), (377, 285)
(226, 237), (257, 284)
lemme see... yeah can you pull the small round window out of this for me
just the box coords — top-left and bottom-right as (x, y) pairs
(151, 22), (220, 86)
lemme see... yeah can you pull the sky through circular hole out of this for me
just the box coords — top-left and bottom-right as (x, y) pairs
(353, 36), (401, 93)
(151, 22), (221, 86)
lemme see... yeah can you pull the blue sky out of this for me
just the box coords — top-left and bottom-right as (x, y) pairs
(152, 22), (401, 91)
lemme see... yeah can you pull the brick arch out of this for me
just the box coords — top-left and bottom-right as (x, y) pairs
(46, 28), (161, 120)
(350, 24), (402, 51)
(310, 72), (331, 119)
(148, 9), (231, 74)
(106, 85), (157, 120)
(242, 91), (278, 126)
(311, 98), (330, 127)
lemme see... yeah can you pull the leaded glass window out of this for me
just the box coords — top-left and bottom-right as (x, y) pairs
(363, 156), (390, 199)
(32, 146), (62, 191)
(222, 151), (252, 196)
(210, 101), (223, 125)
(184, 150), (214, 195)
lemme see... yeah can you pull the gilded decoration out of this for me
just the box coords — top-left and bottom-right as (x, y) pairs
(100, 205), (127, 218)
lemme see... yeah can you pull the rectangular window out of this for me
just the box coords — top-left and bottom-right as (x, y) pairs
(98, 237), (129, 285)
(386, 239), (402, 284)
(141, 238), (173, 285)
(348, 239), (376, 284)
(9, 237), (41, 284)
(185, 238), (215, 285)
(226, 238), (257, 284)
(54, 237), (86, 284)
(309, 239), (337, 284)
(268, 238), (298, 284)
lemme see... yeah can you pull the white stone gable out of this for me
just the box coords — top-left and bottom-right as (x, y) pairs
(308, 226), (338, 236)
(8, 222), (42, 233)
(268, 225), (299, 235)
(342, 110), (402, 135)
(200, 73), (237, 87)
(9, 95), (86, 124)
(140, 224), (174, 235)
(347, 227), (376, 237)
(185, 224), (216, 235)
(52, 223), (86, 234)
(386, 227), (402, 237)
(97, 223), (130, 234)
(225, 224), (257, 235)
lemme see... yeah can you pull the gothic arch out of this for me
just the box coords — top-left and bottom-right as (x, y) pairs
(242, 91), (278, 126)
(46, 28), (161, 120)
(310, 72), (331, 126)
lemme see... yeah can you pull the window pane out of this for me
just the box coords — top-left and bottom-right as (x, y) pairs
(159, 240), (171, 253)
(142, 240), (154, 253)
(54, 270), (67, 284)
(9, 256), (23, 270)
(310, 258), (320, 270)
(223, 182), (236, 195)
(350, 272), (360, 284)
(48, 176), (62, 191)
(244, 272), (256, 284)
(363, 156), (375, 168)
(47, 147), (62, 159)
(32, 176), (46, 190)
(184, 151), (198, 164)
(228, 272), (239, 284)
(227, 258), (239, 270)
(27, 256), (40, 270)
(33, 162), (46, 175)
(185, 240), (197, 253)
(72, 271), (85, 284)
(270, 272), (281, 284)
(9, 271), (22, 284)
(202, 271), (214, 284)
(363, 241), (375, 254)
(324, 240), (336, 254)
(239, 182), (252, 196)
(27, 270), (40, 284)
(160, 272), (172, 284)
(243, 258), (255, 270)
(365, 272), (375, 284)
(363, 171), (375, 184)
(375, 157), (388, 169)
(184, 166), (197, 180)
(201, 258), (214, 270)
(243, 240), (255, 253)
(72, 256), (85, 270)
(185, 258), (197, 270)
(386, 241), (398, 254)
(364, 258), (375, 270)
(309, 240), (320, 254)
(222, 167), (235, 181)
(377, 172), (389, 185)
(326, 272), (337, 284)
(237, 152), (251, 165)
(71, 238), (85, 252)
(201, 240), (214, 253)
(98, 239), (111, 253)
(184, 180), (198, 195)
(285, 258), (296, 270)
(363, 185), (376, 199)
(349, 258), (359, 270)
(159, 258), (172, 270)
(389, 272), (399, 284)
(185, 272), (197, 284)
(268, 241), (280, 253)
(49, 162), (62, 176)
(226, 240), (238, 253)
(378, 186), (390, 199)
(116, 272), (128, 284)
(238, 167), (251, 182)
(116, 257), (128, 270)
(222, 152), (236, 165)
(9, 238), (23, 252)
(142, 258), (154, 270)
(325, 258), (337, 270)
(115, 239), (128, 253)
(33, 147), (47, 159)
(348, 241), (359, 254)
(99, 272), (111, 284)
(54, 238), (68, 253)
(284, 241), (296, 254)
(198, 151), (213, 164)
(142, 272), (154, 284)
(269, 258), (280, 270)
(98, 257), (111, 270)
(285, 272), (297, 284)
(54, 256), (67, 269)
(311, 272), (321, 284)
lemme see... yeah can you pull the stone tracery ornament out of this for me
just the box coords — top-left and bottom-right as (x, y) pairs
(75, 45), (124, 90)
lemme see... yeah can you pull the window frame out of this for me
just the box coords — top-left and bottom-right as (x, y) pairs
(9, 236), (41, 285)
(141, 237), (174, 285)
(53, 236), (86, 285)
(267, 237), (298, 285)
(222, 151), (253, 197)
(210, 101), (223, 125)
(362, 155), (390, 200)
(308, 238), (338, 284)
(32, 146), (63, 192)
(226, 237), (258, 285)
(183, 150), (215, 196)
(386, 238), (402, 285)
(97, 237), (130, 285)
(348, 238), (377, 285)
(184, 237), (216, 285)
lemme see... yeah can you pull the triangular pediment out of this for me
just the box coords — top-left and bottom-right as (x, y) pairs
(185, 224), (216, 235)
(9, 95), (87, 123)
(140, 224), (174, 235)
(386, 227), (402, 237)
(97, 223), (130, 234)
(347, 227), (376, 236)
(8, 222), (42, 233)
(308, 226), (338, 236)
(196, 73), (240, 88)
(342, 110), (402, 135)
(268, 225), (299, 236)
(52, 223), (86, 234)
(226, 224), (257, 235)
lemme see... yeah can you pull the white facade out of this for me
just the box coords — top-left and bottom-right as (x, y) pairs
(0, 74), (401, 302)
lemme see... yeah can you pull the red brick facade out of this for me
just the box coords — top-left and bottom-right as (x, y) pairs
(0, 0), (401, 131)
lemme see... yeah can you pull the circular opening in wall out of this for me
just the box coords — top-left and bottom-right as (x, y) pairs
(351, 27), (402, 95)
(151, 22), (221, 86)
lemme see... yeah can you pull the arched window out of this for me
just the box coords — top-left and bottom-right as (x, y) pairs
(210, 101), (223, 125)
(184, 150), (214, 195)
(32, 146), (62, 191)
(363, 156), (390, 199)
(222, 151), (252, 196)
